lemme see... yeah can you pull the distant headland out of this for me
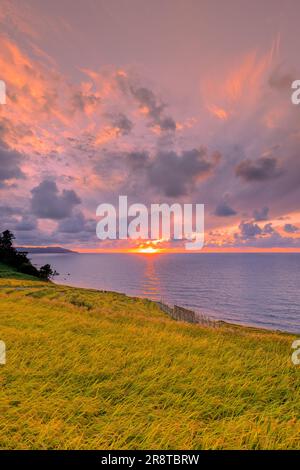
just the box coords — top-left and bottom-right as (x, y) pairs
(16, 247), (78, 254)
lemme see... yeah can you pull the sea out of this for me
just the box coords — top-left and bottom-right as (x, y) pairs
(30, 253), (300, 333)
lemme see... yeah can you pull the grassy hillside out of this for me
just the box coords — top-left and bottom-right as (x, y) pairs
(0, 262), (299, 449)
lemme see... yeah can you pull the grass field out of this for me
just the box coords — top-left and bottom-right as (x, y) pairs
(0, 261), (299, 449)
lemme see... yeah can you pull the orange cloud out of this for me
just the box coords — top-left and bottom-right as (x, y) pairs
(202, 41), (279, 121)
(207, 104), (228, 120)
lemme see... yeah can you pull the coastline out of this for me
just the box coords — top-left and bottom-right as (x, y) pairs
(51, 277), (297, 336)
(1, 263), (299, 449)
(1, 260), (294, 336)
(29, 252), (300, 335)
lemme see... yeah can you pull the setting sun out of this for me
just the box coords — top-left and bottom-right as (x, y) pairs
(131, 243), (161, 254)
(136, 246), (159, 254)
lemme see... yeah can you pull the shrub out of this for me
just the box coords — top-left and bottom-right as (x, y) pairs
(0, 229), (56, 281)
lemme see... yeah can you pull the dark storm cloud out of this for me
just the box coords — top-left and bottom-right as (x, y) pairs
(235, 157), (283, 182)
(31, 180), (81, 220)
(231, 218), (300, 248)
(284, 223), (299, 233)
(131, 86), (164, 120)
(214, 201), (237, 217)
(126, 151), (149, 170)
(111, 113), (133, 135)
(131, 86), (176, 131)
(238, 221), (262, 239)
(158, 116), (177, 131)
(234, 221), (281, 243)
(236, 221), (275, 241)
(0, 205), (22, 216)
(0, 205), (22, 233)
(0, 145), (25, 184)
(253, 207), (269, 221)
(235, 231), (300, 249)
(95, 147), (219, 198)
(14, 215), (37, 231)
(57, 211), (95, 234)
(147, 148), (218, 197)
(9, 229), (59, 247)
(115, 74), (176, 132)
(263, 223), (274, 234)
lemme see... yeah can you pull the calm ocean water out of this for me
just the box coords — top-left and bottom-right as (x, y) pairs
(30, 253), (300, 333)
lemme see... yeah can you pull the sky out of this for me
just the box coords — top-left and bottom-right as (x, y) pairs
(0, 0), (300, 252)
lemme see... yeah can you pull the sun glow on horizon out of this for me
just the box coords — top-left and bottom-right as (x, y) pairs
(131, 244), (161, 254)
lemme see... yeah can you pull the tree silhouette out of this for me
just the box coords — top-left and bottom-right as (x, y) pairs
(0, 230), (56, 281)
(39, 264), (58, 280)
(0, 230), (15, 249)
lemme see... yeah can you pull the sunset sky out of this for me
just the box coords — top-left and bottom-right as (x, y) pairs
(0, 0), (300, 252)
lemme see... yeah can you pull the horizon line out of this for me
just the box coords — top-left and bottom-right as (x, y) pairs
(20, 246), (300, 254)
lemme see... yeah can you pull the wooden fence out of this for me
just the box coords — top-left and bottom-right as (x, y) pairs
(156, 301), (218, 327)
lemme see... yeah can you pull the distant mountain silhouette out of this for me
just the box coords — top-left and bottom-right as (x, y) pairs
(16, 246), (77, 254)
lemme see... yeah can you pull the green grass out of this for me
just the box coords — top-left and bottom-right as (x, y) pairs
(0, 262), (43, 281)
(0, 262), (300, 449)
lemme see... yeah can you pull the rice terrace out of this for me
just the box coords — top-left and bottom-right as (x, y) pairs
(0, 262), (300, 449)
